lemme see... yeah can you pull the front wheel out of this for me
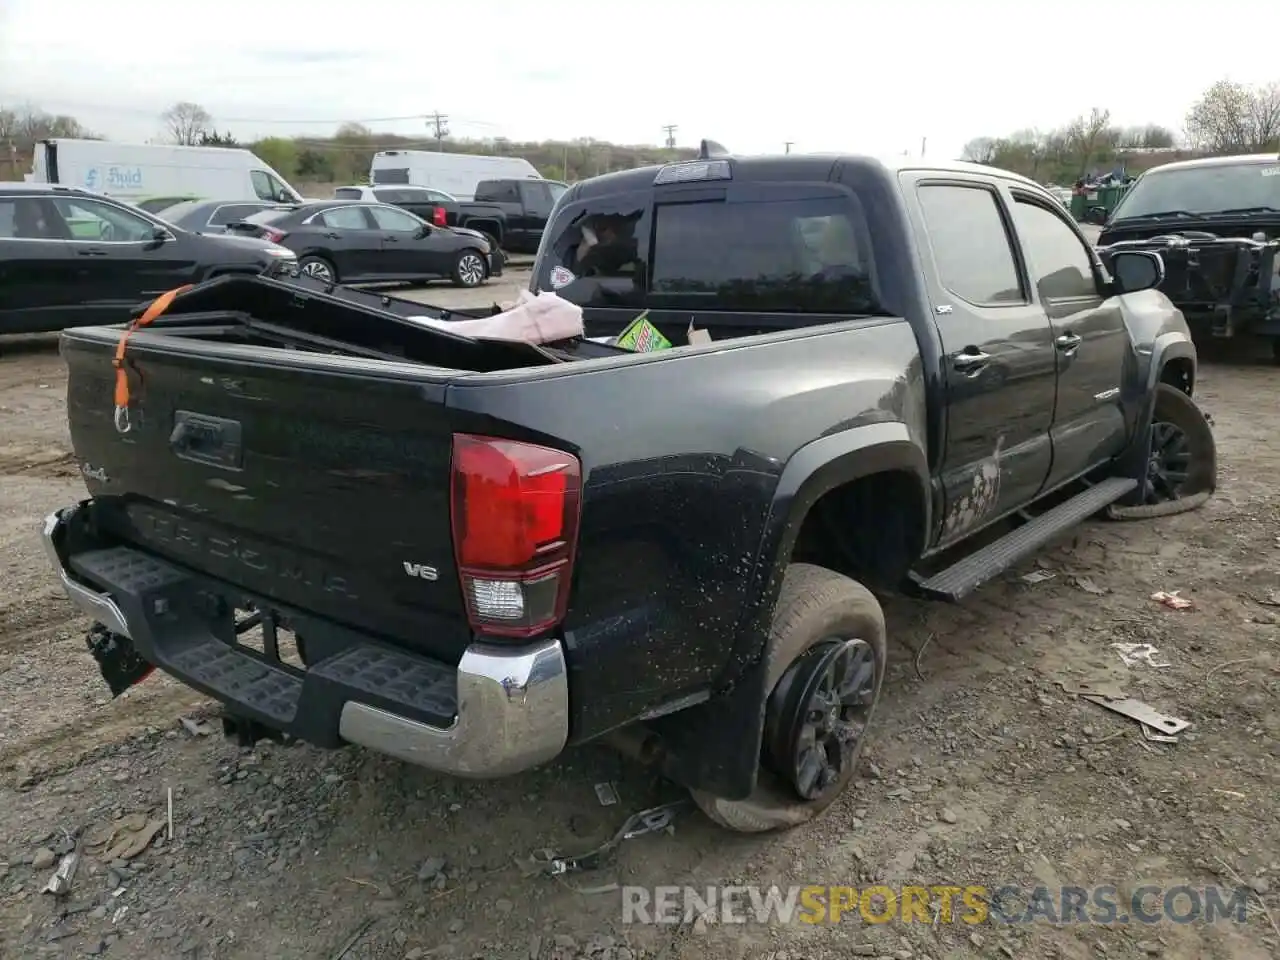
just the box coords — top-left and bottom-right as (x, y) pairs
(452, 249), (488, 288)
(691, 563), (886, 833)
(1140, 383), (1216, 505)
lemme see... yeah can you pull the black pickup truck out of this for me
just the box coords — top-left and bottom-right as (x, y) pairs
(437, 178), (568, 255)
(1096, 153), (1280, 358)
(41, 145), (1216, 834)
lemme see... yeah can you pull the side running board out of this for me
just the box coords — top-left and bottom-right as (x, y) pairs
(913, 477), (1138, 602)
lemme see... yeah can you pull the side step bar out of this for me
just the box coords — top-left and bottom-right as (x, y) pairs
(913, 476), (1138, 602)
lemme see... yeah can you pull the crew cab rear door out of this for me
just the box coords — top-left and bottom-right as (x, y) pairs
(901, 174), (1057, 546)
(1005, 189), (1129, 490)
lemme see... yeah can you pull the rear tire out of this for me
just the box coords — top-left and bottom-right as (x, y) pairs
(452, 249), (488, 288)
(299, 256), (337, 284)
(691, 563), (886, 833)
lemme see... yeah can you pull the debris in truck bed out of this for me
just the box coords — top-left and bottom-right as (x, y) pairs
(406, 289), (584, 344)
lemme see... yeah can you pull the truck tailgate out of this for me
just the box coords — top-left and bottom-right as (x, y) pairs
(61, 329), (475, 663)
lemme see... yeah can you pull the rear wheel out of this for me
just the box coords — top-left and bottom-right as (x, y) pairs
(299, 256), (337, 283)
(691, 563), (886, 833)
(452, 249), (488, 288)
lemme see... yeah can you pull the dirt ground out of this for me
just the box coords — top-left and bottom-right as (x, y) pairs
(0, 291), (1277, 960)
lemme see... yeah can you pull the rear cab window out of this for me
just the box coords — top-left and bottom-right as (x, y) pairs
(334, 188), (365, 200)
(535, 181), (886, 336)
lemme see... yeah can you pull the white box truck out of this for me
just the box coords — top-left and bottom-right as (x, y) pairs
(369, 150), (542, 201)
(28, 140), (304, 208)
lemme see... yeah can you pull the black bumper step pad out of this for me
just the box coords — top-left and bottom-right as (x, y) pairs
(68, 545), (458, 745)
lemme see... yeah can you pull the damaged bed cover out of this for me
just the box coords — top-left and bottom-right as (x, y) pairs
(103, 272), (630, 371)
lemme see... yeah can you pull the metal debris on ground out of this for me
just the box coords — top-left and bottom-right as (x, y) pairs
(180, 717), (215, 737)
(1071, 575), (1107, 596)
(41, 831), (83, 897)
(594, 781), (619, 806)
(1111, 642), (1171, 668)
(1081, 695), (1190, 739)
(1057, 679), (1127, 700)
(525, 799), (690, 876)
(1020, 570), (1055, 584)
(1151, 590), (1194, 610)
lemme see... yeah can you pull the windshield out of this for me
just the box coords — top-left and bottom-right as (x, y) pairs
(1111, 160), (1280, 219)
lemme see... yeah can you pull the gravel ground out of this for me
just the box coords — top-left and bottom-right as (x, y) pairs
(0, 294), (1277, 960)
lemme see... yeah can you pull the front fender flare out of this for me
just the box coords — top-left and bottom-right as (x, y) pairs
(1116, 333), (1198, 500)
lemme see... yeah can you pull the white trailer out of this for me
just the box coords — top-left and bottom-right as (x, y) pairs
(369, 150), (542, 200)
(29, 140), (303, 205)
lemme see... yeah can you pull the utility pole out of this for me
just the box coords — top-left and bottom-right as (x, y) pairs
(428, 112), (450, 152)
(662, 124), (677, 149)
(920, 136), (927, 158)
(784, 141), (793, 154)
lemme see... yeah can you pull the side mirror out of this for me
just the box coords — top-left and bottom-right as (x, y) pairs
(1084, 205), (1108, 225)
(415, 225), (431, 238)
(1110, 250), (1164, 295)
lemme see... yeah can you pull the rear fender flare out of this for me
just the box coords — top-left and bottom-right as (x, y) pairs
(652, 422), (929, 801)
(733, 421), (930, 676)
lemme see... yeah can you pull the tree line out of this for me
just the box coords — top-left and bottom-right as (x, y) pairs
(5, 77), (1277, 190)
(961, 79), (1280, 184)
(0, 100), (696, 189)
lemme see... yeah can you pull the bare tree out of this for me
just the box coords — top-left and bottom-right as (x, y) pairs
(1064, 107), (1112, 175)
(1183, 80), (1280, 152)
(960, 136), (998, 164)
(334, 122), (373, 141)
(162, 102), (212, 145)
(1246, 82), (1280, 150)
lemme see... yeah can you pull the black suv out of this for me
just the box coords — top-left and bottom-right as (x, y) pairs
(0, 183), (299, 335)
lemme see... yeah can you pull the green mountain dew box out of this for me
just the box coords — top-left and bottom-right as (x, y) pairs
(614, 312), (671, 352)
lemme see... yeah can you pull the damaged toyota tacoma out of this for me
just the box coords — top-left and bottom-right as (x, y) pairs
(1096, 152), (1280, 359)
(42, 145), (1216, 833)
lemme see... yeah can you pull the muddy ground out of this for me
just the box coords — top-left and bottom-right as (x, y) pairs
(0, 288), (1276, 960)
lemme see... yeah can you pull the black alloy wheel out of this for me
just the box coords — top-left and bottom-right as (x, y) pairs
(763, 636), (878, 802)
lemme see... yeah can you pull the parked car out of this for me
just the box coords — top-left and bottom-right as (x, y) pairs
(225, 199), (499, 287)
(333, 185), (458, 224)
(40, 147), (1214, 834)
(152, 199), (296, 234)
(437, 178), (568, 255)
(0, 182), (298, 334)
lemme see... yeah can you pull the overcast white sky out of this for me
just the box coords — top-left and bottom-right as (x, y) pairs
(2, 0), (1275, 161)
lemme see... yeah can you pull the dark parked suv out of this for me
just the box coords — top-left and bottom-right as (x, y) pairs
(0, 183), (299, 334)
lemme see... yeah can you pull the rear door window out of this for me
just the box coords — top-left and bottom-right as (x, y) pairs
(319, 206), (374, 230)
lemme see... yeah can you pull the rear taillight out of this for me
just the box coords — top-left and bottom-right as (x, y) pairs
(450, 434), (581, 638)
(432, 206), (447, 227)
(262, 227), (287, 243)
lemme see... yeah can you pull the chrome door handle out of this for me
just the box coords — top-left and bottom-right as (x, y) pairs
(1056, 333), (1082, 351)
(952, 350), (991, 372)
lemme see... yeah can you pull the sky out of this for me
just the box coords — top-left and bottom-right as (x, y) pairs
(2, 0), (1276, 163)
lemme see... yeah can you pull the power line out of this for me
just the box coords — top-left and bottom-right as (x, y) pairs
(662, 124), (677, 149)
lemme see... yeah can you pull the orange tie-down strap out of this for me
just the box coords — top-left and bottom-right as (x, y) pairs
(112, 284), (193, 434)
